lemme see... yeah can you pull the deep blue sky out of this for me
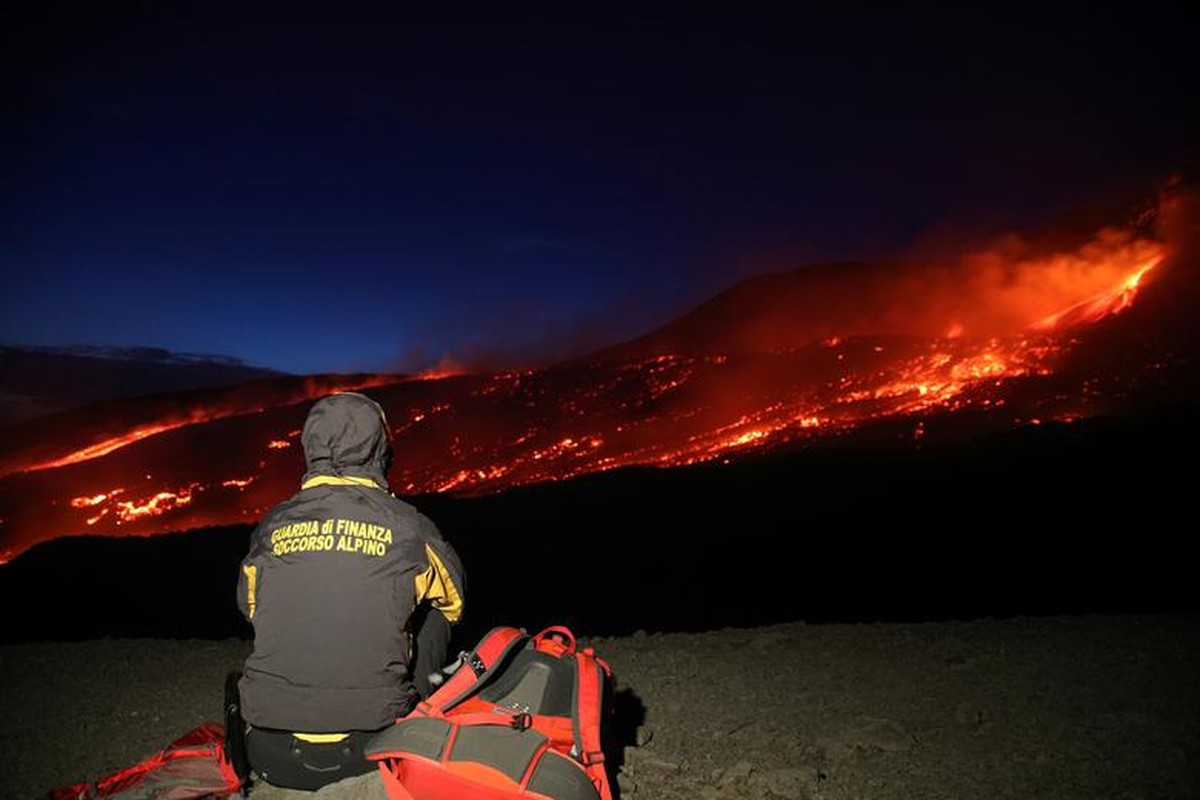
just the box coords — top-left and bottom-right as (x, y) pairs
(3, 5), (1195, 375)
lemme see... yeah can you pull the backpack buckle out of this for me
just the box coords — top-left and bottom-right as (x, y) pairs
(510, 712), (533, 731)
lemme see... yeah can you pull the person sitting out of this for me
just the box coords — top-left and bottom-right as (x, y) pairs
(233, 391), (466, 791)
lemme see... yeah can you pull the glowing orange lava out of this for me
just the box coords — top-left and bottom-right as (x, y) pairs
(1032, 257), (1162, 331)
(4, 375), (400, 479)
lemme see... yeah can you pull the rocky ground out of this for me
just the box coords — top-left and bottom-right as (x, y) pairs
(5, 612), (1198, 800)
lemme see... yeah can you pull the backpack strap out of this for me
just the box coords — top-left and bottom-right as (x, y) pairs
(532, 625), (576, 655)
(573, 647), (614, 800)
(415, 625), (529, 717)
(515, 626), (613, 800)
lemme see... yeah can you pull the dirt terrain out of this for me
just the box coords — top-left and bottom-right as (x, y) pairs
(5, 612), (1198, 800)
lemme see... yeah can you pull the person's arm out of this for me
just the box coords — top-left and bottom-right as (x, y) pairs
(236, 524), (268, 622)
(413, 515), (465, 625)
(409, 605), (453, 697)
(409, 515), (466, 697)
(236, 559), (257, 621)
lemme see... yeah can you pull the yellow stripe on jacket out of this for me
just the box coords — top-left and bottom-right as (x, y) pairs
(242, 564), (257, 619)
(416, 544), (465, 623)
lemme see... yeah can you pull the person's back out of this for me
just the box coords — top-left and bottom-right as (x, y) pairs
(235, 391), (465, 790)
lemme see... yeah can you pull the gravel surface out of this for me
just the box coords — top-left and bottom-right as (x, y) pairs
(5, 613), (1198, 800)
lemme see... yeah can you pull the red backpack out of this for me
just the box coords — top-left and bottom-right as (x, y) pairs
(365, 624), (615, 800)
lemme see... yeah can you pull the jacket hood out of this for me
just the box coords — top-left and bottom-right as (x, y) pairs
(300, 392), (393, 487)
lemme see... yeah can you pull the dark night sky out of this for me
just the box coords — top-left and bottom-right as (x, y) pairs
(3, 4), (1195, 375)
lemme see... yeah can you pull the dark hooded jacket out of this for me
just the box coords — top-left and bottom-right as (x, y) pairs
(236, 392), (465, 732)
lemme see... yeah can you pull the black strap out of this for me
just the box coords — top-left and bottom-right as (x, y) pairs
(223, 671), (251, 794)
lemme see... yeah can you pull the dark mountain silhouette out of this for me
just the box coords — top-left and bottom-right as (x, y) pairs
(0, 345), (287, 427)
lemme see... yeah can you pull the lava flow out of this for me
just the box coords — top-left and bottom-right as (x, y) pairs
(0, 193), (1191, 564)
